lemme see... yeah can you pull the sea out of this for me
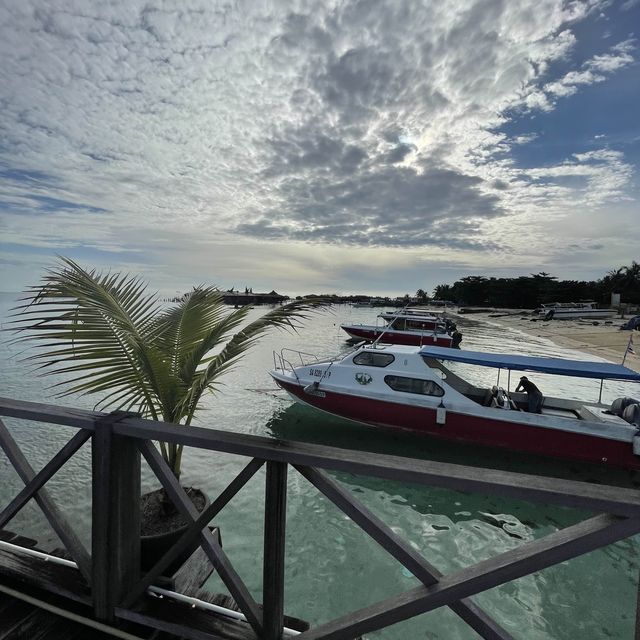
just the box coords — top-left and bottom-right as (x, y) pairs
(1, 291), (639, 639)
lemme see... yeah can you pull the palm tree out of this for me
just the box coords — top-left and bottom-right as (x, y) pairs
(432, 284), (453, 302)
(10, 257), (325, 480)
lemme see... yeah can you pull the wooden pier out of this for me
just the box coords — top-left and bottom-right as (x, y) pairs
(1, 396), (640, 639)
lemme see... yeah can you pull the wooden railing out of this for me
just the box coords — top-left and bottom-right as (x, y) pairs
(1, 396), (640, 640)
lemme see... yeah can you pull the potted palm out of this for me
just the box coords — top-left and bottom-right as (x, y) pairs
(10, 257), (324, 568)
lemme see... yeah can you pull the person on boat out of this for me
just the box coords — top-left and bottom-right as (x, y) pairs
(515, 376), (544, 413)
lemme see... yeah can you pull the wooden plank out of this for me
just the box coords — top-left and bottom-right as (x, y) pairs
(0, 585), (153, 640)
(0, 418), (91, 582)
(3, 398), (640, 515)
(189, 591), (311, 635)
(138, 441), (263, 637)
(4, 607), (76, 640)
(262, 462), (287, 640)
(117, 595), (257, 640)
(0, 596), (37, 640)
(123, 459), (263, 608)
(636, 567), (640, 640)
(296, 514), (640, 640)
(0, 397), (98, 430)
(112, 414), (640, 516)
(91, 417), (141, 622)
(91, 416), (111, 620)
(172, 529), (220, 596)
(0, 547), (90, 605)
(296, 465), (516, 640)
(6, 536), (37, 549)
(0, 430), (91, 529)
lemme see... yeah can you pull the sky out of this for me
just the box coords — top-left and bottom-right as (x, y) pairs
(0, 0), (638, 298)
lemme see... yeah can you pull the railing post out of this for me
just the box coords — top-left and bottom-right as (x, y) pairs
(636, 568), (640, 640)
(263, 461), (288, 640)
(92, 413), (141, 622)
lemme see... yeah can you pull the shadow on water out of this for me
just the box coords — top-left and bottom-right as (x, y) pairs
(266, 402), (640, 543)
(265, 402), (640, 491)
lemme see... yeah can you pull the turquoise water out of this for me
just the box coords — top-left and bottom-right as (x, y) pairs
(1, 292), (639, 639)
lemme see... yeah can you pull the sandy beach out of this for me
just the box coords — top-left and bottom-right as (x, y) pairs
(456, 309), (640, 373)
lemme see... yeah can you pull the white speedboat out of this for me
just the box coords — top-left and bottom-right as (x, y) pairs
(539, 302), (617, 320)
(340, 311), (460, 347)
(270, 344), (640, 469)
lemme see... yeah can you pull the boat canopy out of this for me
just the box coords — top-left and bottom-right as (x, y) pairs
(420, 346), (640, 381)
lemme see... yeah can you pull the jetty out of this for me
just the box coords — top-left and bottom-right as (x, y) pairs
(2, 397), (640, 639)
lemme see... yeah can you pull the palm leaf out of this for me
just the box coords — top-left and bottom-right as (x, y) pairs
(9, 257), (168, 419)
(182, 298), (327, 423)
(10, 257), (329, 477)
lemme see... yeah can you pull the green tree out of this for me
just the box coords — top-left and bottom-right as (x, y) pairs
(11, 257), (324, 480)
(601, 262), (640, 304)
(432, 284), (454, 301)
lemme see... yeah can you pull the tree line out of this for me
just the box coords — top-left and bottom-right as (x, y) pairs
(424, 262), (640, 309)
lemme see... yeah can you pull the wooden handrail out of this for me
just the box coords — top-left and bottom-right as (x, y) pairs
(1, 396), (640, 640)
(1, 397), (639, 515)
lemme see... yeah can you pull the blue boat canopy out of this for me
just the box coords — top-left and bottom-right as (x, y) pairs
(419, 346), (640, 381)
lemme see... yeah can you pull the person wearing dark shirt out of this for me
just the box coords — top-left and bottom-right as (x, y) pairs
(515, 376), (544, 413)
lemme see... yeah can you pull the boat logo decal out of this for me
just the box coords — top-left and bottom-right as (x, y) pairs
(355, 373), (372, 385)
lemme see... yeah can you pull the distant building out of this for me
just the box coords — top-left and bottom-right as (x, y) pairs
(221, 289), (288, 306)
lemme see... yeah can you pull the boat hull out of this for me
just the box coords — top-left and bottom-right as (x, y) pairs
(275, 379), (640, 470)
(341, 325), (453, 346)
(540, 308), (617, 320)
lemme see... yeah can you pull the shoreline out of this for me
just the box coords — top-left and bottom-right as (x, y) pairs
(454, 309), (640, 374)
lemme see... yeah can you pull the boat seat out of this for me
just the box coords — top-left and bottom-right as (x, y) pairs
(489, 387), (514, 410)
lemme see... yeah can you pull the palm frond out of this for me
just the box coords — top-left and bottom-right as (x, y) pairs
(182, 298), (328, 422)
(9, 256), (329, 478)
(9, 257), (169, 419)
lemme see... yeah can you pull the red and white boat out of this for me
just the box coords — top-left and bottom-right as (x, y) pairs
(340, 310), (461, 347)
(270, 344), (640, 469)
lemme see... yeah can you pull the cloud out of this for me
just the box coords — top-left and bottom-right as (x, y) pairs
(0, 0), (637, 295)
(541, 37), (635, 101)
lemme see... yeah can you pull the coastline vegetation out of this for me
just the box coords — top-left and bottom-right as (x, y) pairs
(294, 262), (640, 310)
(431, 262), (640, 308)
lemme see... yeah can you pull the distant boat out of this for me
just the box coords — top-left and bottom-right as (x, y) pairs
(351, 298), (388, 308)
(270, 344), (640, 469)
(340, 310), (460, 347)
(378, 307), (447, 321)
(539, 302), (617, 320)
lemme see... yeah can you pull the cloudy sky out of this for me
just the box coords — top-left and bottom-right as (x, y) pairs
(0, 0), (638, 297)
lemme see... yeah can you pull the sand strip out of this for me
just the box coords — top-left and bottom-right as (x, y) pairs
(457, 310), (640, 373)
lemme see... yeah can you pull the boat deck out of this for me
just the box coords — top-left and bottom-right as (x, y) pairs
(0, 529), (308, 640)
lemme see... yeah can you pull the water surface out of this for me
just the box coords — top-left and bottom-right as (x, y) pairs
(1, 294), (639, 639)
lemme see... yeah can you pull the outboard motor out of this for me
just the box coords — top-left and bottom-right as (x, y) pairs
(610, 397), (640, 417)
(451, 330), (463, 349)
(543, 310), (555, 321)
(622, 403), (640, 427)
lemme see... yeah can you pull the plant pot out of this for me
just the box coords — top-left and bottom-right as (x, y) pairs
(140, 487), (210, 575)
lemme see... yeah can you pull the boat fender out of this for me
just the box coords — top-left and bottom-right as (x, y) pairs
(303, 381), (325, 397)
(436, 401), (446, 425)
